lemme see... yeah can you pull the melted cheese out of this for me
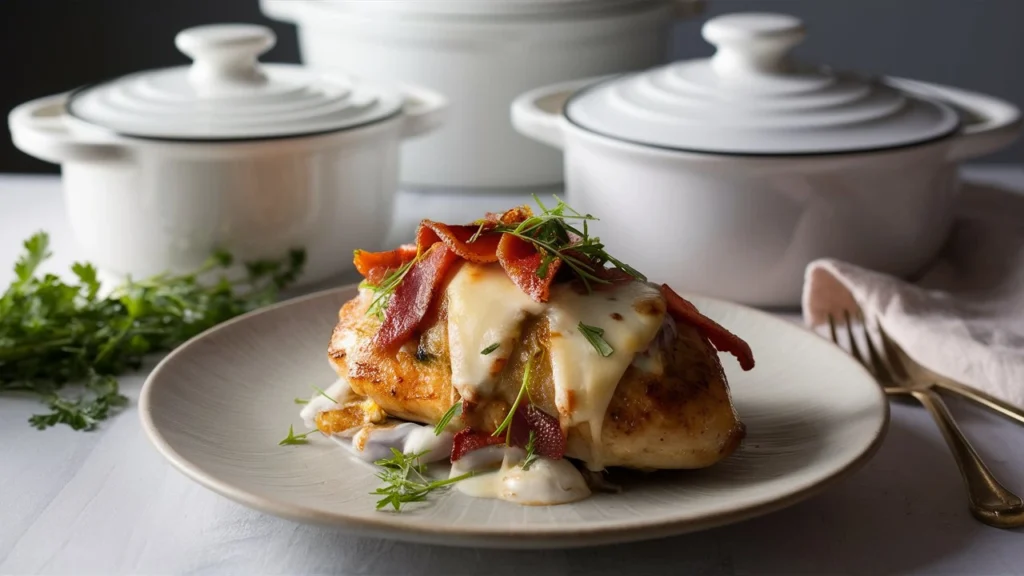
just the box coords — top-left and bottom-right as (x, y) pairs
(447, 264), (545, 400)
(449, 446), (590, 505)
(445, 263), (665, 469)
(545, 281), (664, 467)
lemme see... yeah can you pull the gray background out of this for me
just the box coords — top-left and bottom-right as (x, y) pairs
(2, 0), (1022, 173)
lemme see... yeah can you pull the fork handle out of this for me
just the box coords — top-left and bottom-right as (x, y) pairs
(932, 380), (1024, 427)
(912, 389), (1024, 528)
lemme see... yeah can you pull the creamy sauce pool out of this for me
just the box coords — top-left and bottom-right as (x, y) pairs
(450, 445), (590, 505)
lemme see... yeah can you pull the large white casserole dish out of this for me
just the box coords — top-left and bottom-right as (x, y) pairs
(8, 24), (446, 286)
(512, 13), (1022, 307)
(260, 0), (704, 191)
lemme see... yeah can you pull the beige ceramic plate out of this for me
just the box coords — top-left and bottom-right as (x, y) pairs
(139, 285), (888, 549)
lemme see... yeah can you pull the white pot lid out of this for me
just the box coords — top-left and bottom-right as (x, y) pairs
(66, 24), (404, 141)
(306, 0), (665, 18)
(564, 12), (961, 155)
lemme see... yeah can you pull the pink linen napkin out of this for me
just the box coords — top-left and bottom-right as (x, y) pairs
(801, 178), (1024, 410)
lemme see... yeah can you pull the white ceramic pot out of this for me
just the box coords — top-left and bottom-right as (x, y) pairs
(8, 24), (446, 287)
(512, 13), (1022, 307)
(260, 0), (704, 191)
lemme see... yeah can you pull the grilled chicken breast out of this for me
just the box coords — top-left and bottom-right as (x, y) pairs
(325, 261), (745, 471)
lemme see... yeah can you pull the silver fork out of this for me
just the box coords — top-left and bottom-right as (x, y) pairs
(829, 311), (1024, 529)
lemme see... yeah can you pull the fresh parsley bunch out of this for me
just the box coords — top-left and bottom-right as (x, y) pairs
(0, 232), (305, 431)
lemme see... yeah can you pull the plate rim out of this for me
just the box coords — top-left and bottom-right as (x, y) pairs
(139, 284), (890, 548)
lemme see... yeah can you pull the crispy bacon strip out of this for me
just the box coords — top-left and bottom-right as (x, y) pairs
(353, 244), (417, 282)
(451, 428), (506, 462)
(409, 206), (559, 303)
(416, 221), (501, 263)
(371, 244), (458, 353)
(413, 206), (534, 263)
(450, 404), (565, 462)
(660, 284), (755, 371)
(511, 405), (565, 459)
(496, 234), (562, 303)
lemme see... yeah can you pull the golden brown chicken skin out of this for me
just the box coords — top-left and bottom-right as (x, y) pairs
(325, 267), (745, 471)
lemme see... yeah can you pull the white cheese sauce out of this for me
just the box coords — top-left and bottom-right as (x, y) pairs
(299, 378), (356, 429)
(300, 378), (454, 463)
(329, 422), (455, 464)
(449, 446), (591, 505)
(445, 263), (665, 469)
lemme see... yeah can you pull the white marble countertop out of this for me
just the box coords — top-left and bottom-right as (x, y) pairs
(2, 169), (1024, 575)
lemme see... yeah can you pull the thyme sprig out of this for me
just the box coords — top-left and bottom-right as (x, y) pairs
(492, 352), (536, 443)
(578, 322), (614, 357)
(521, 430), (539, 471)
(474, 196), (646, 292)
(364, 258), (416, 320)
(372, 448), (473, 511)
(279, 424), (316, 446)
(433, 401), (462, 435)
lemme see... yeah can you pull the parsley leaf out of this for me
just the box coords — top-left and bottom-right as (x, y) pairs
(70, 262), (100, 301)
(578, 322), (614, 357)
(1, 231), (306, 431)
(480, 343), (500, 355)
(13, 232), (50, 287)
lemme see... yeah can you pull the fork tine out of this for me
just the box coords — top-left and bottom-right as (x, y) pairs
(859, 311), (897, 385)
(828, 313), (840, 346)
(876, 318), (912, 381)
(843, 310), (867, 367)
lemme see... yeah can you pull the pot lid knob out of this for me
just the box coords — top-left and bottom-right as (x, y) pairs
(175, 24), (275, 94)
(702, 13), (805, 79)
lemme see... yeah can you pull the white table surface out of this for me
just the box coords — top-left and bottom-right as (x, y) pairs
(2, 168), (1024, 576)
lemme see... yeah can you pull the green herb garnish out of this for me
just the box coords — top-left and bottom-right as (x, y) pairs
(364, 258), (416, 320)
(0, 231), (305, 431)
(521, 430), (539, 471)
(492, 352), (535, 443)
(578, 322), (614, 357)
(434, 401), (462, 435)
(27, 370), (126, 431)
(480, 343), (500, 355)
(311, 385), (338, 404)
(293, 397), (309, 405)
(279, 424), (316, 446)
(473, 196), (645, 292)
(372, 448), (473, 511)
